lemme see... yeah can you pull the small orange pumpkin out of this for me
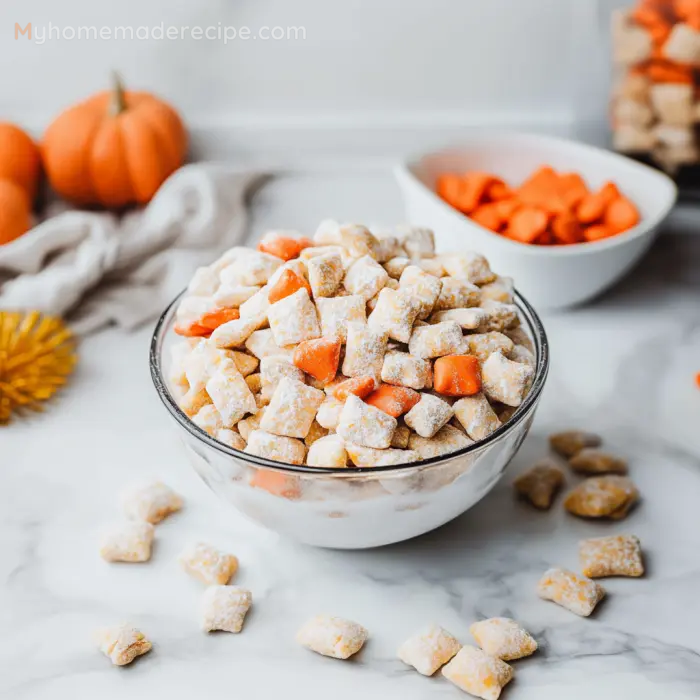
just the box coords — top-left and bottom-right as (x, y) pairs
(0, 179), (32, 245)
(0, 123), (41, 201)
(42, 74), (187, 209)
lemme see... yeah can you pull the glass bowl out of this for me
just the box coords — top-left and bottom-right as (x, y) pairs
(150, 291), (549, 549)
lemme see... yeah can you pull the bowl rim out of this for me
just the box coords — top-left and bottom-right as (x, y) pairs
(395, 130), (678, 257)
(150, 288), (549, 475)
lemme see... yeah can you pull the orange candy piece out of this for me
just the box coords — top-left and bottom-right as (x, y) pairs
(470, 203), (504, 232)
(332, 376), (376, 401)
(293, 337), (341, 384)
(551, 211), (583, 245)
(197, 307), (240, 331)
(604, 197), (640, 235)
(364, 384), (420, 418)
(433, 355), (482, 396)
(506, 207), (549, 244)
(258, 236), (313, 261)
(267, 269), (312, 304)
(583, 224), (615, 242)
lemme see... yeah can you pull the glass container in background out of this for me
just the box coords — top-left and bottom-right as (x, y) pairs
(610, 0), (700, 196)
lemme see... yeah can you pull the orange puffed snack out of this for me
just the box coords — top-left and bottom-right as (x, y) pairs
(433, 355), (482, 397)
(435, 166), (641, 246)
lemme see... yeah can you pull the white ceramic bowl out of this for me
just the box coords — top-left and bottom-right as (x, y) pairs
(395, 133), (677, 309)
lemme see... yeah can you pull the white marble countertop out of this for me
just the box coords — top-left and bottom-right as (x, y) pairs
(3, 167), (700, 700)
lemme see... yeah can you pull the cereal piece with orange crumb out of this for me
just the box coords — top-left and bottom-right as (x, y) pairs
(307, 435), (348, 467)
(343, 255), (388, 300)
(268, 288), (321, 346)
(342, 322), (387, 382)
(537, 567), (605, 617)
(399, 265), (442, 319)
(513, 460), (564, 510)
(404, 393), (454, 438)
(579, 535), (644, 578)
(99, 521), (155, 563)
(200, 586), (252, 633)
(121, 482), (183, 524)
(316, 295), (366, 342)
(397, 624), (461, 676)
(260, 377), (325, 439)
(441, 645), (513, 700)
(482, 352), (534, 407)
(336, 394), (397, 449)
(307, 251), (344, 298)
(245, 429), (307, 465)
(549, 430), (602, 458)
(367, 288), (421, 343)
(569, 449), (628, 475)
(564, 476), (639, 520)
(453, 393), (502, 441)
(179, 542), (239, 585)
(381, 351), (432, 390)
(469, 617), (538, 660)
(96, 625), (152, 666)
(408, 321), (464, 359)
(296, 615), (368, 659)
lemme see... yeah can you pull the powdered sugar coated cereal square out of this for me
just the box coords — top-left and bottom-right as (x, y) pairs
(404, 393), (454, 438)
(206, 368), (258, 427)
(537, 567), (605, 617)
(200, 586), (252, 633)
(441, 645), (513, 700)
(260, 377), (325, 439)
(399, 265), (442, 319)
(397, 624), (461, 675)
(245, 429), (307, 465)
(343, 254), (388, 301)
(268, 288), (321, 346)
(96, 625), (152, 666)
(469, 617), (537, 660)
(99, 521), (155, 563)
(381, 351), (432, 390)
(481, 352), (534, 407)
(307, 252), (344, 298)
(316, 295), (366, 343)
(579, 535), (644, 578)
(121, 482), (183, 524)
(306, 435), (349, 467)
(179, 542), (239, 585)
(408, 321), (463, 359)
(453, 393), (502, 441)
(336, 394), (397, 449)
(296, 615), (368, 659)
(367, 288), (421, 343)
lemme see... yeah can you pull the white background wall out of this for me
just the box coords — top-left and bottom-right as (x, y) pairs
(0, 0), (613, 158)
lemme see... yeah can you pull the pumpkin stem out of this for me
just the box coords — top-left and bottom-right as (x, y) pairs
(111, 71), (127, 116)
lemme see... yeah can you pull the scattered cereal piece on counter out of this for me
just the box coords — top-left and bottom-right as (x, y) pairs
(336, 394), (397, 449)
(481, 352), (534, 407)
(453, 393), (502, 441)
(564, 476), (639, 520)
(260, 377), (325, 439)
(121, 482), (183, 524)
(549, 430), (602, 458)
(469, 617), (537, 660)
(96, 624), (152, 666)
(179, 542), (239, 585)
(441, 645), (513, 700)
(245, 430), (307, 465)
(569, 448), (628, 475)
(99, 521), (155, 563)
(579, 534), (644, 578)
(513, 459), (564, 510)
(307, 435), (348, 467)
(296, 615), (368, 659)
(537, 567), (605, 617)
(397, 624), (461, 676)
(200, 586), (253, 633)
(404, 393), (454, 438)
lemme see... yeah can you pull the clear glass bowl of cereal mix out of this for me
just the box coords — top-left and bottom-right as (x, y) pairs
(150, 223), (549, 548)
